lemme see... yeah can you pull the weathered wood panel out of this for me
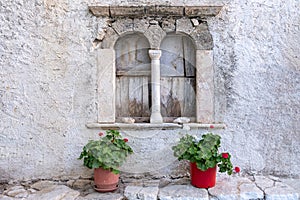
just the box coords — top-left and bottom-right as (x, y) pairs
(115, 34), (151, 72)
(160, 34), (196, 77)
(116, 77), (129, 118)
(142, 77), (151, 117)
(183, 36), (196, 77)
(116, 76), (150, 120)
(160, 77), (196, 118)
(161, 34), (184, 77)
(128, 77), (143, 116)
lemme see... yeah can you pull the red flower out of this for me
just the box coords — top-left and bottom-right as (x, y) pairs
(210, 125), (214, 129)
(234, 166), (240, 173)
(98, 132), (104, 136)
(222, 153), (229, 159)
(123, 138), (128, 142)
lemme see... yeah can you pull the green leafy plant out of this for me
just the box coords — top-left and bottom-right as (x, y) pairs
(172, 133), (239, 175)
(78, 130), (133, 174)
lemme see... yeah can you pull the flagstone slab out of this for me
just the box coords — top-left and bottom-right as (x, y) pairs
(159, 184), (208, 200)
(265, 182), (299, 200)
(124, 186), (159, 200)
(209, 175), (263, 200)
(27, 185), (80, 200)
(31, 180), (57, 190)
(76, 192), (123, 200)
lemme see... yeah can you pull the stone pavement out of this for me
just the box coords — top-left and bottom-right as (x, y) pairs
(0, 175), (299, 200)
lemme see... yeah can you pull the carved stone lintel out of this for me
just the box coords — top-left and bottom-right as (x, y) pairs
(147, 6), (184, 16)
(185, 6), (223, 17)
(89, 6), (223, 18)
(110, 6), (145, 17)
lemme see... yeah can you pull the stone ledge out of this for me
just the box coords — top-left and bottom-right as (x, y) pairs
(89, 5), (223, 18)
(86, 123), (226, 130)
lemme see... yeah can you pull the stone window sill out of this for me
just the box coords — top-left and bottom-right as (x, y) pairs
(86, 123), (226, 130)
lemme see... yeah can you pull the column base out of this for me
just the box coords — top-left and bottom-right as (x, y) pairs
(150, 112), (163, 124)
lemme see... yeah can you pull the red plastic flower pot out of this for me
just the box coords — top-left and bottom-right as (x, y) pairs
(190, 162), (217, 188)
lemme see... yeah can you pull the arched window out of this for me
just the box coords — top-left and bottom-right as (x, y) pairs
(114, 33), (151, 122)
(93, 18), (215, 126)
(160, 33), (196, 122)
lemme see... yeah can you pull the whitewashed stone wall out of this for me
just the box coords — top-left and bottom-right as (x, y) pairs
(0, 0), (299, 181)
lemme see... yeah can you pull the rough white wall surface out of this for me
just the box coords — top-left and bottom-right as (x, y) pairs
(0, 0), (299, 180)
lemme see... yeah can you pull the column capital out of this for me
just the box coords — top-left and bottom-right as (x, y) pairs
(149, 49), (162, 60)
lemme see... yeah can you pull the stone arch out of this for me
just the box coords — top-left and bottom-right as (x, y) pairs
(99, 18), (212, 50)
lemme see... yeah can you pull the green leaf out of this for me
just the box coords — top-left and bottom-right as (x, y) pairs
(78, 129), (133, 172)
(172, 133), (234, 175)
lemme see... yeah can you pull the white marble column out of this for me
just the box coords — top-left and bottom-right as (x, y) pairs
(149, 50), (163, 124)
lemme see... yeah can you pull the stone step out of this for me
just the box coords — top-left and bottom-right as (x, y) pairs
(124, 176), (299, 200)
(0, 176), (299, 200)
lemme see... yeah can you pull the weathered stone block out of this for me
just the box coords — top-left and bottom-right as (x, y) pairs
(196, 50), (214, 123)
(112, 19), (134, 35)
(239, 182), (264, 200)
(144, 25), (166, 49)
(162, 18), (176, 32)
(147, 6), (183, 16)
(0, 195), (14, 200)
(185, 6), (223, 17)
(281, 178), (300, 194)
(265, 182), (299, 200)
(110, 6), (145, 17)
(173, 117), (190, 124)
(125, 186), (159, 200)
(254, 176), (274, 191)
(72, 179), (92, 189)
(6, 187), (28, 198)
(96, 28), (106, 41)
(89, 6), (110, 17)
(97, 49), (115, 123)
(77, 192), (124, 200)
(31, 181), (57, 191)
(209, 176), (258, 200)
(124, 186), (142, 200)
(191, 24), (213, 50)
(176, 18), (194, 35)
(101, 27), (118, 49)
(27, 185), (80, 200)
(133, 18), (149, 33)
(139, 187), (159, 200)
(191, 18), (199, 27)
(159, 185), (209, 200)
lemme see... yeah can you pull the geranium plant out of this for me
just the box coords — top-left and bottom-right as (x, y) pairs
(78, 130), (133, 174)
(172, 133), (239, 175)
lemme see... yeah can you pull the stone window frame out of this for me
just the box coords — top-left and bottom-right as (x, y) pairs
(86, 5), (225, 129)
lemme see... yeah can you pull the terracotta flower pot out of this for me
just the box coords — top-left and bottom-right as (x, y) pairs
(190, 162), (217, 188)
(94, 168), (120, 192)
